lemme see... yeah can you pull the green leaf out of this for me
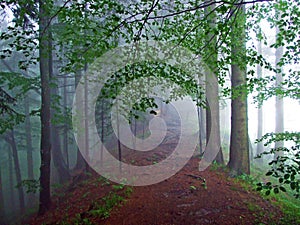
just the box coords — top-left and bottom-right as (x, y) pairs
(279, 186), (286, 192)
(266, 171), (273, 176)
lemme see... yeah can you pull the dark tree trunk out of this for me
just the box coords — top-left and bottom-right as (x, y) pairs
(0, 164), (5, 223)
(38, 0), (52, 215)
(5, 130), (25, 214)
(24, 95), (35, 205)
(228, 4), (250, 175)
(25, 95), (34, 180)
(8, 148), (15, 210)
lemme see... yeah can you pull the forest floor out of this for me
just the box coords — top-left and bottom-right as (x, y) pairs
(26, 156), (290, 225)
(25, 109), (293, 225)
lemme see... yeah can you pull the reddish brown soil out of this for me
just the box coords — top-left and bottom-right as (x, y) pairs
(26, 157), (284, 225)
(26, 112), (285, 225)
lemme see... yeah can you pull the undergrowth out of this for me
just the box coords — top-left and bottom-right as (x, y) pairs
(238, 165), (300, 225)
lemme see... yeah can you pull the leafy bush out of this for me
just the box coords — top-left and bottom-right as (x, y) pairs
(256, 132), (300, 198)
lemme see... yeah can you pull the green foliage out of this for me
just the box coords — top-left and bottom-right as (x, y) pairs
(0, 71), (39, 133)
(88, 192), (124, 219)
(17, 179), (40, 194)
(256, 132), (300, 198)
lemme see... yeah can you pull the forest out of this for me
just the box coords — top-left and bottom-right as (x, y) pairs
(0, 0), (299, 224)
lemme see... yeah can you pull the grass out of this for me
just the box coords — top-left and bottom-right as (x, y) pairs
(238, 164), (300, 225)
(209, 161), (300, 224)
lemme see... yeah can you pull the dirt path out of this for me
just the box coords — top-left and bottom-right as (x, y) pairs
(26, 157), (285, 225)
(102, 158), (282, 225)
(26, 107), (284, 225)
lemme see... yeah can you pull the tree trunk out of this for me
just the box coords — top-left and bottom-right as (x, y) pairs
(204, 1), (224, 164)
(228, 4), (250, 175)
(63, 75), (69, 169)
(256, 40), (264, 164)
(38, 0), (52, 215)
(274, 25), (284, 155)
(8, 147), (15, 210)
(25, 95), (34, 180)
(0, 163), (5, 223)
(197, 105), (203, 155)
(84, 65), (90, 172)
(74, 70), (87, 172)
(24, 95), (35, 205)
(49, 32), (71, 184)
(6, 130), (25, 214)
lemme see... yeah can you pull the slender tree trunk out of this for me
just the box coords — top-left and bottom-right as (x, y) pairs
(228, 4), (250, 175)
(25, 96), (34, 180)
(100, 100), (105, 167)
(63, 75), (69, 169)
(116, 100), (122, 172)
(49, 31), (71, 184)
(256, 40), (264, 163)
(38, 0), (52, 215)
(274, 25), (284, 155)
(0, 163), (5, 223)
(84, 65), (90, 172)
(197, 105), (203, 155)
(8, 148), (15, 210)
(24, 95), (35, 205)
(204, 1), (224, 164)
(6, 130), (25, 214)
(74, 70), (87, 172)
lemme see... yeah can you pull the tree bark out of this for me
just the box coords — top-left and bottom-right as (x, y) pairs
(5, 130), (25, 214)
(49, 31), (71, 184)
(25, 95), (34, 180)
(63, 75), (69, 169)
(7, 147), (15, 210)
(38, 0), (52, 215)
(0, 163), (5, 223)
(74, 69), (88, 172)
(24, 94), (35, 205)
(204, 1), (224, 164)
(274, 25), (284, 155)
(228, 4), (250, 175)
(256, 40), (264, 164)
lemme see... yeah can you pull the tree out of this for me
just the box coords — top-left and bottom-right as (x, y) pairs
(274, 24), (284, 155)
(0, 163), (5, 224)
(228, 4), (250, 175)
(256, 39), (264, 163)
(38, 0), (52, 215)
(49, 34), (71, 184)
(4, 130), (25, 214)
(204, 1), (224, 164)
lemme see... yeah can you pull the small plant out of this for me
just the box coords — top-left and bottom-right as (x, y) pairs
(112, 184), (125, 191)
(201, 181), (207, 190)
(96, 176), (111, 186)
(256, 132), (300, 198)
(189, 185), (197, 191)
(88, 192), (125, 219)
(124, 186), (133, 197)
(17, 179), (40, 193)
(71, 213), (93, 225)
